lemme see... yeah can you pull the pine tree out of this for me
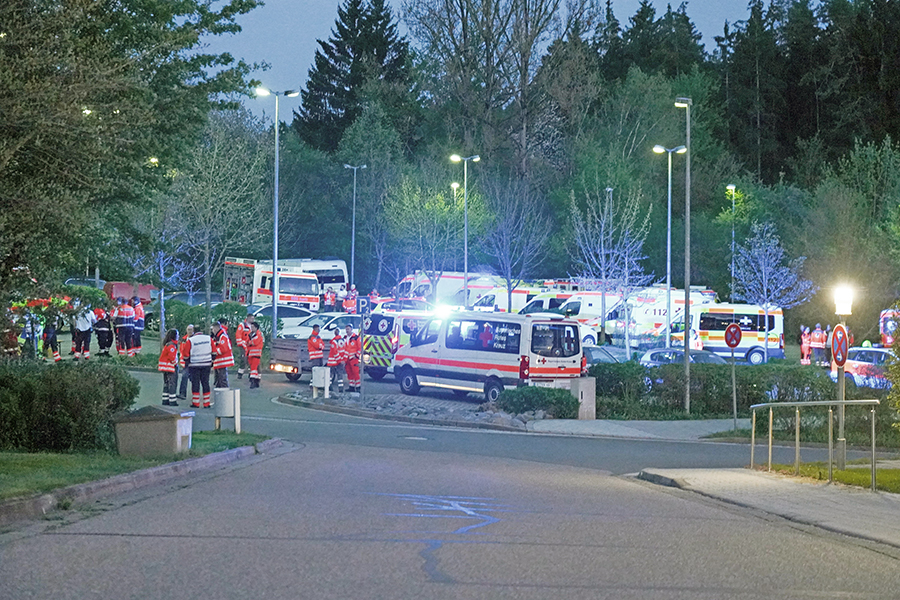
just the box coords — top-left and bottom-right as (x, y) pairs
(654, 3), (706, 79)
(293, 0), (411, 153)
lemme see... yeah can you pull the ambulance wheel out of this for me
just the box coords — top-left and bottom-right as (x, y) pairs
(367, 368), (386, 381)
(484, 379), (504, 403)
(399, 367), (420, 395)
(285, 373), (301, 382)
(747, 349), (765, 365)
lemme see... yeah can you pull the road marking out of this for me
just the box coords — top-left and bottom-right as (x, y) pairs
(402, 436), (429, 441)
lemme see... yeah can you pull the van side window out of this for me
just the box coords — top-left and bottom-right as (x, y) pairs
(548, 298), (564, 310)
(446, 320), (521, 354)
(531, 323), (580, 358)
(411, 319), (442, 347)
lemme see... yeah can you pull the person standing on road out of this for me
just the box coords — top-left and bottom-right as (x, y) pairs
(185, 326), (213, 408)
(324, 287), (336, 312)
(73, 302), (96, 360)
(344, 324), (361, 393)
(235, 313), (254, 379)
(212, 318), (234, 388)
(131, 297), (145, 354)
(176, 324), (194, 401)
(113, 297), (135, 357)
(94, 305), (113, 357)
(246, 321), (264, 388)
(307, 324), (324, 367)
(800, 326), (811, 365)
(42, 314), (61, 362)
(158, 329), (179, 406)
(327, 327), (346, 393)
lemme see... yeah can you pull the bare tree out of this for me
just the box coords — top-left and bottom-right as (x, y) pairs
(480, 177), (550, 310)
(733, 221), (818, 361)
(173, 109), (271, 320)
(571, 179), (652, 353)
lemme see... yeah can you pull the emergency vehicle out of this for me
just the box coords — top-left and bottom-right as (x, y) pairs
(362, 310), (432, 380)
(519, 290), (574, 314)
(278, 258), (348, 291)
(396, 271), (500, 306)
(600, 286), (717, 349)
(471, 286), (544, 313)
(223, 257), (320, 310)
(879, 309), (899, 347)
(681, 303), (785, 364)
(393, 311), (584, 402)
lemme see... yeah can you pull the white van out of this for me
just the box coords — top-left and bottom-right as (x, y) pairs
(557, 291), (623, 323)
(519, 291), (574, 314)
(687, 303), (784, 364)
(393, 312), (584, 402)
(472, 286), (543, 313)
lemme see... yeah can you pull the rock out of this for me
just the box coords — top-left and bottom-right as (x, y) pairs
(534, 410), (546, 420)
(511, 418), (526, 429)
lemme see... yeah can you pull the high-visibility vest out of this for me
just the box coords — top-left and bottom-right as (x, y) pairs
(810, 329), (826, 348)
(236, 321), (252, 349)
(158, 341), (178, 373)
(246, 331), (263, 359)
(133, 302), (145, 331)
(345, 334), (361, 361)
(213, 328), (235, 369)
(327, 334), (345, 366)
(186, 334), (213, 367)
(308, 333), (324, 360)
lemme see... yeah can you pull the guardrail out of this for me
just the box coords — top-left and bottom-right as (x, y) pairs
(749, 399), (880, 491)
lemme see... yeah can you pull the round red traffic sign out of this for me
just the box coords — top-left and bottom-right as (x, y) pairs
(832, 323), (849, 367)
(725, 323), (742, 349)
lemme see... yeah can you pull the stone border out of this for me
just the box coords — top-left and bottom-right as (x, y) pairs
(0, 439), (282, 527)
(279, 395), (523, 433)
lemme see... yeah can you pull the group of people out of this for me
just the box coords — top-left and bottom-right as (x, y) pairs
(322, 284), (362, 314)
(307, 323), (361, 393)
(799, 323), (854, 366)
(157, 315), (264, 408)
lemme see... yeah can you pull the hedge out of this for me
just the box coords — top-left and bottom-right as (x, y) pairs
(0, 360), (138, 452)
(496, 385), (579, 419)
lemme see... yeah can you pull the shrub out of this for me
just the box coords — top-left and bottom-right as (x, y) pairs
(496, 385), (579, 419)
(0, 360), (138, 452)
(589, 361), (647, 402)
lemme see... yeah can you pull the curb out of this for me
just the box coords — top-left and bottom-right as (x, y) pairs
(278, 395), (524, 433)
(0, 439), (282, 527)
(637, 469), (688, 489)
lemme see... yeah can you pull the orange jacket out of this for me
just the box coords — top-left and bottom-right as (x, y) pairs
(810, 328), (827, 348)
(178, 336), (191, 368)
(158, 341), (178, 373)
(213, 327), (235, 368)
(236, 320), (252, 350)
(327, 333), (345, 366)
(246, 330), (264, 359)
(344, 333), (361, 361)
(308, 332), (324, 360)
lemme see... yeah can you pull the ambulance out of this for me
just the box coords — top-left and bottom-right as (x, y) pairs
(471, 286), (544, 313)
(393, 311), (584, 402)
(519, 290), (575, 314)
(396, 271), (501, 306)
(223, 257), (320, 310)
(362, 310), (433, 381)
(683, 303), (785, 364)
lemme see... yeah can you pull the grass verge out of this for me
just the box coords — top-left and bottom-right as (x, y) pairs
(768, 462), (900, 493)
(0, 430), (269, 501)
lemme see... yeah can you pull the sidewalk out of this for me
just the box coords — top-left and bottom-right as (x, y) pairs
(638, 467), (900, 550)
(528, 418), (751, 440)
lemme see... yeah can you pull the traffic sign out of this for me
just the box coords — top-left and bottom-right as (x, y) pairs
(725, 323), (742, 349)
(832, 323), (849, 368)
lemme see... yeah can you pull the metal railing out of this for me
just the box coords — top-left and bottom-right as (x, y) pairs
(749, 399), (880, 491)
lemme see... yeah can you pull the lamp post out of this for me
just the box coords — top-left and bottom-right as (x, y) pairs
(451, 182), (460, 271)
(450, 154), (480, 309)
(653, 145), (686, 349)
(834, 285), (853, 469)
(256, 86), (299, 342)
(343, 164), (367, 289)
(675, 97), (692, 413)
(727, 184), (737, 301)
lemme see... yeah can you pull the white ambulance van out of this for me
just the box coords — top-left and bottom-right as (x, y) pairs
(471, 286), (543, 313)
(688, 303), (784, 364)
(519, 291), (574, 314)
(393, 311), (584, 402)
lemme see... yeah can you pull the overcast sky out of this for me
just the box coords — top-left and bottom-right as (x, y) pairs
(203, 0), (750, 122)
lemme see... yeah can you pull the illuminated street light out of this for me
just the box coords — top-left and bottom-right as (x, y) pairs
(653, 145), (686, 348)
(834, 284), (854, 470)
(450, 154), (480, 309)
(256, 86), (300, 341)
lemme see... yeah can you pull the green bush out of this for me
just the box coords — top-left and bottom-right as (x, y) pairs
(0, 360), (138, 452)
(590, 361), (647, 402)
(496, 385), (579, 419)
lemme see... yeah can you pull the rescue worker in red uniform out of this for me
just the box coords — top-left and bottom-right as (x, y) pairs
(212, 318), (235, 388)
(94, 306), (113, 356)
(343, 324), (361, 393)
(235, 313), (254, 379)
(800, 326), (811, 365)
(307, 324), (325, 367)
(342, 295), (357, 314)
(185, 327), (213, 408)
(158, 329), (179, 406)
(326, 328), (346, 393)
(324, 287), (337, 312)
(73, 302), (96, 360)
(177, 324), (194, 401)
(113, 297), (135, 357)
(810, 323), (827, 366)
(131, 297), (145, 354)
(246, 321), (264, 388)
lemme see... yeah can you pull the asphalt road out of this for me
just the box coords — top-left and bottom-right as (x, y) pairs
(2, 371), (899, 598)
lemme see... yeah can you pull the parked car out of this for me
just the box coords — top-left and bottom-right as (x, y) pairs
(584, 345), (633, 367)
(167, 291), (223, 306)
(830, 347), (894, 389)
(64, 277), (106, 289)
(639, 348), (727, 367)
(248, 303), (315, 331)
(280, 312), (362, 339)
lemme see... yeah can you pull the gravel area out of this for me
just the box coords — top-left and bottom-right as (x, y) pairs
(283, 388), (553, 430)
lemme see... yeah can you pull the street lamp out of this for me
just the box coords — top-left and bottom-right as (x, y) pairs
(653, 145), (686, 349)
(344, 164), (367, 289)
(256, 86), (300, 342)
(834, 284), (853, 470)
(450, 154), (480, 309)
(727, 184), (737, 301)
(675, 96), (692, 413)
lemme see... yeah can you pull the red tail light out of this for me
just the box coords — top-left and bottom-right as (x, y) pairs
(519, 355), (530, 379)
(581, 353), (587, 375)
(391, 334), (399, 353)
(779, 334), (784, 350)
